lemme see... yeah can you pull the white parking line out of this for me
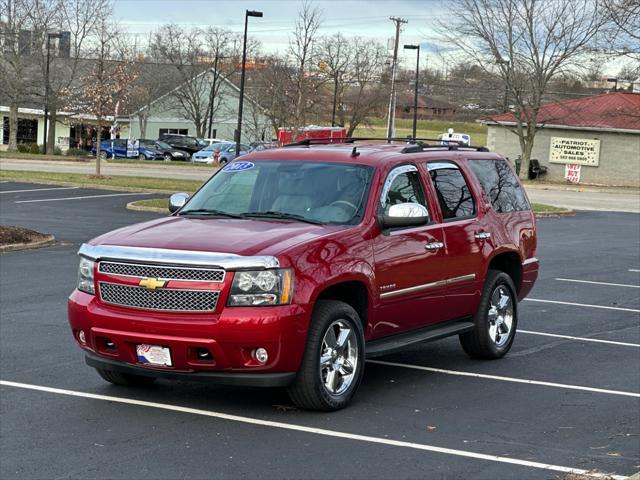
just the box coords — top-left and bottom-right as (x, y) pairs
(518, 329), (640, 348)
(0, 380), (627, 480)
(0, 186), (79, 194)
(629, 269), (640, 273)
(556, 278), (640, 289)
(367, 360), (640, 398)
(525, 298), (640, 313)
(14, 192), (152, 203)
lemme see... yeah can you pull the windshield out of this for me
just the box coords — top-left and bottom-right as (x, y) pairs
(180, 160), (373, 225)
(204, 142), (232, 152)
(155, 141), (172, 149)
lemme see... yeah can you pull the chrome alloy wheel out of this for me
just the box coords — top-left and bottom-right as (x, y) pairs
(319, 320), (359, 395)
(488, 285), (514, 347)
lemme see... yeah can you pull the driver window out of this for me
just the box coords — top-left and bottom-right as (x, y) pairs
(382, 169), (428, 213)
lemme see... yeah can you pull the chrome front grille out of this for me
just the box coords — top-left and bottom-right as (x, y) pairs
(99, 282), (220, 312)
(99, 261), (225, 282)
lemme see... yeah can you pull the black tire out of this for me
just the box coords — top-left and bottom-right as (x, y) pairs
(219, 158), (228, 165)
(95, 368), (156, 387)
(459, 270), (518, 359)
(287, 300), (365, 411)
(99, 151), (108, 160)
(138, 154), (146, 160)
(164, 153), (172, 161)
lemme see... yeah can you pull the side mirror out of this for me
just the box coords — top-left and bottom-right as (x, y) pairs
(169, 192), (190, 213)
(381, 203), (429, 229)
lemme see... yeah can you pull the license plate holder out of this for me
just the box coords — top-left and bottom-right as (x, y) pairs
(136, 344), (172, 367)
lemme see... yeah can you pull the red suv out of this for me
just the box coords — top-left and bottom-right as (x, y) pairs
(68, 141), (538, 410)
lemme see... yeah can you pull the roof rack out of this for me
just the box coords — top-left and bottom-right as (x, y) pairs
(282, 136), (489, 152)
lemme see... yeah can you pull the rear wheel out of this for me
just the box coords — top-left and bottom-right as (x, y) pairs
(95, 368), (156, 387)
(164, 153), (172, 161)
(288, 300), (364, 411)
(459, 270), (517, 359)
(138, 154), (146, 160)
(99, 151), (108, 160)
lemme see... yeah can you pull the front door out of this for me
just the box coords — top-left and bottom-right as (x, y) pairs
(372, 164), (450, 339)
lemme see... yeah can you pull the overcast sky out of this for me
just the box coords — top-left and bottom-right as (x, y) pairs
(113, 0), (453, 70)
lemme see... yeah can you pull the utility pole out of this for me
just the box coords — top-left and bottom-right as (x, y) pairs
(385, 16), (407, 142)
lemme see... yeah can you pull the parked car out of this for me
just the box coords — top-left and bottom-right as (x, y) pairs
(191, 142), (250, 164)
(248, 142), (278, 154)
(198, 138), (226, 147)
(159, 134), (203, 156)
(69, 141), (539, 411)
(91, 139), (162, 160)
(139, 139), (190, 161)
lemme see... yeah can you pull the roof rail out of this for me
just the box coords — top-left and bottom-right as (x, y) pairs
(281, 136), (490, 152)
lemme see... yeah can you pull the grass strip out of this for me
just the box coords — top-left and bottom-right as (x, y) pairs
(0, 170), (202, 194)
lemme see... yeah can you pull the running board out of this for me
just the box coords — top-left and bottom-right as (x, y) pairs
(365, 320), (475, 358)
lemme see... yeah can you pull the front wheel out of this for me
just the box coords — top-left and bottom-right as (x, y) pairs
(138, 154), (146, 160)
(288, 300), (364, 411)
(95, 368), (156, 387)
(459, 270), (518, 359)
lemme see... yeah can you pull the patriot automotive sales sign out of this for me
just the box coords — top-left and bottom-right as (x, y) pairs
(549, 137), (601, 166)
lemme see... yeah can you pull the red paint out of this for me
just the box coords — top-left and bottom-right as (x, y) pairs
(68, 145), (539, 380)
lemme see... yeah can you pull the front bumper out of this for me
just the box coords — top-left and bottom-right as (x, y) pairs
(85, 351), (296, 387)
(68, 289), (309, 385)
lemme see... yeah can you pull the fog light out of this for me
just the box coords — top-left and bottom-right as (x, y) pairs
(105, 340), (116, 350)
(197, 348), (213, 362)
(254, 348), (268, 364)
(78, 330), (86, 344)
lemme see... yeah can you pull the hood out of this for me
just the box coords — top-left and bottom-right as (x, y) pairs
(90, 216), (344, 258)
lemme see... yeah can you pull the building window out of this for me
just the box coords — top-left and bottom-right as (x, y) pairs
(159, 128), (188, 136)
(3, 117), (38, 144)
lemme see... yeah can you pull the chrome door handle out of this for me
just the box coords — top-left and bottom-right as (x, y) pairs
(474, 232), (491, 240)
(425, 242), (444, 251)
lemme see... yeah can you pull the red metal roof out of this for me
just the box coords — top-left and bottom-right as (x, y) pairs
(486, 92), (640, 131)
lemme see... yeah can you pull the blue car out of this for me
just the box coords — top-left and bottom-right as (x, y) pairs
(91, 139), (163, 160)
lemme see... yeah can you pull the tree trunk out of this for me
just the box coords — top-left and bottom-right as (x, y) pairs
(8, 101), (18, 152)
(138, 112), (148, 139)
(95, 118), (102, 177)
(518, 125), (536, 181)
(47, 107), (57, 153)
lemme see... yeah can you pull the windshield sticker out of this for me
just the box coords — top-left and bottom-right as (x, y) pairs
(223, 161), (254, 172)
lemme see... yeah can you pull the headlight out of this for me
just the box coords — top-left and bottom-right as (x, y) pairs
(77, 257), (95, 295)
(228, 269), (293, 306)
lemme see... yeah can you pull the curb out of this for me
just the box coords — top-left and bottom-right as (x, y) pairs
(534, 209), (575, 218)
(126, 201), (168, 214)
(0, 234), (56, 253)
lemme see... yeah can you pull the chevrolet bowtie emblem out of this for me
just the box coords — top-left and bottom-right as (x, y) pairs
(138, 277), (166, 290)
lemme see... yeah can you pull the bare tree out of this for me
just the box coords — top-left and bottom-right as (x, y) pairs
(600, 0), (640, 60)
(288, 0), (323, 130)
(438, 0), (604, 177)
(339, 37), (388, 136)
(40, 0), (111, 152)
(65, 18), (136, 175)
(0, 0), (58, 151)
(318, 33), (352, 126)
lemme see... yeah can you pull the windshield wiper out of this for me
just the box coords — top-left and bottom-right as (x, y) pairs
(178, 209), (244, 219)
(241, 211), (323, 225)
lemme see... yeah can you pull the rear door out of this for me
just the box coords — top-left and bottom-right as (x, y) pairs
(423, 160), (489, 320)
(371, 164), (449, 338)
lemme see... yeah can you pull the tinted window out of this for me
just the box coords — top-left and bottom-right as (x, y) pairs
(468, 159), (530, 212)
(429, 166), (475, 220)
(383, 169), (427, 211)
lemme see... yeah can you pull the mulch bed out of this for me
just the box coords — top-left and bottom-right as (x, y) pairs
(0, 225), (51, 246)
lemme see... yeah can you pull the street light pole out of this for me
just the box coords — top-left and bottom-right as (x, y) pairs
(43, 32), (62, 154)
(404, 44), (420, 141)
(235, 10), (262, 154)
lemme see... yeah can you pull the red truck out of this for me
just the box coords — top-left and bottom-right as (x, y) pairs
(68, 140), (538, 411)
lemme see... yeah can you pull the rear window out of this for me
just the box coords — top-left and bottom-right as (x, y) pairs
(468, 159), (530, 213)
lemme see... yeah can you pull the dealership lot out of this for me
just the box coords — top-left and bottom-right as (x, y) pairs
(1, 181), (638, 480)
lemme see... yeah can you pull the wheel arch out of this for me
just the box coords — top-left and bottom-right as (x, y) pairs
(313, 278), (372, 337)
(486, 250), (523, 295)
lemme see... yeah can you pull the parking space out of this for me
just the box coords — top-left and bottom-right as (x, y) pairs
(1, 182), (638, 480)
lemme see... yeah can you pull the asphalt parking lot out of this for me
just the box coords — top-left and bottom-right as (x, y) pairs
(1, 181), (638, 480)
